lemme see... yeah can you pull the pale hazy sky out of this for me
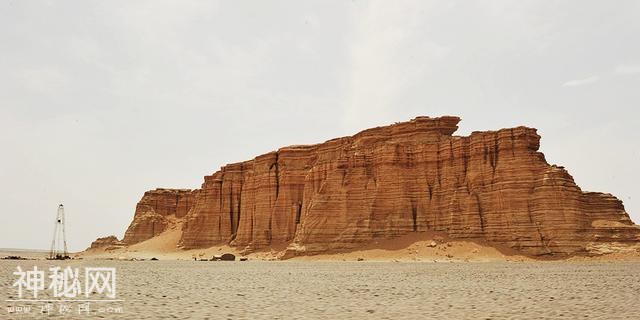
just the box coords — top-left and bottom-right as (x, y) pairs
(1, 1), (639, 251)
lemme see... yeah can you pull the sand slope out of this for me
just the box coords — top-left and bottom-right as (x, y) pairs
(77, 220), (640, 262)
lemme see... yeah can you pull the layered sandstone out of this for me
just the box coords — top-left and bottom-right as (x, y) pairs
(89, 235), (123, 250)
(120, 116), (640, 256)
(122, 188), (196, 244)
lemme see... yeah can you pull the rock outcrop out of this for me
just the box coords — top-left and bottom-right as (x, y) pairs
(122, 188), (195, 244)
(119, 116), (640, 256)
(88, 235), (124, 250)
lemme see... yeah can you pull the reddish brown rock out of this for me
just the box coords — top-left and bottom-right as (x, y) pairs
(89, 235), (123, 250)
(122, 188), (195, 245)
(122, 116), (639, 256)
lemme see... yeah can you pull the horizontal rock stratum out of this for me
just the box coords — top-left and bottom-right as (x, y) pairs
(117, 116), (639, 256)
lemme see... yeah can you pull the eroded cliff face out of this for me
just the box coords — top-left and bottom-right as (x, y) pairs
(121, 116), (639, 256)
(122, 188), (196, 244)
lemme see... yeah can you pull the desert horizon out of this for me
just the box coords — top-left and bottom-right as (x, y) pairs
(3, 1), (640, 319)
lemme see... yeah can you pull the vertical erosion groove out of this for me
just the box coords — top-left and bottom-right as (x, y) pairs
(218, 179), (223, 208)
(449, 140), (455, 165)
(296, 202), (302, 224)
(462, 153), (469, 178)
(411, 205), (418, 232)
(474, 193), (485, 232)
(236, 183), (242, 239)
(175, 194), (179, 215)
(527, 201), (547, 250)
(273, 152), (280, 200)
(229, 184), (234, 237)
(436, 152), (442, 186)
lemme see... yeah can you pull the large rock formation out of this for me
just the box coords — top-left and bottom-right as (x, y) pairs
(122, 188), (196, 244)
(121, 116), (640, 256)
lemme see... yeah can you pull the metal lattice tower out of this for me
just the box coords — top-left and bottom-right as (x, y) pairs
(49, 204), (69, 260)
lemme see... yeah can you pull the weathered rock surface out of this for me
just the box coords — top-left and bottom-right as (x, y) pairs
(120, 116), (640, 256)
(122, 188), (195, 244)
(88, 235), (124, 250)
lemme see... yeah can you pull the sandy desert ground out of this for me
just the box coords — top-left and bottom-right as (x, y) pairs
(2, 259), (640, 319)
(4, 222), (640, 319)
